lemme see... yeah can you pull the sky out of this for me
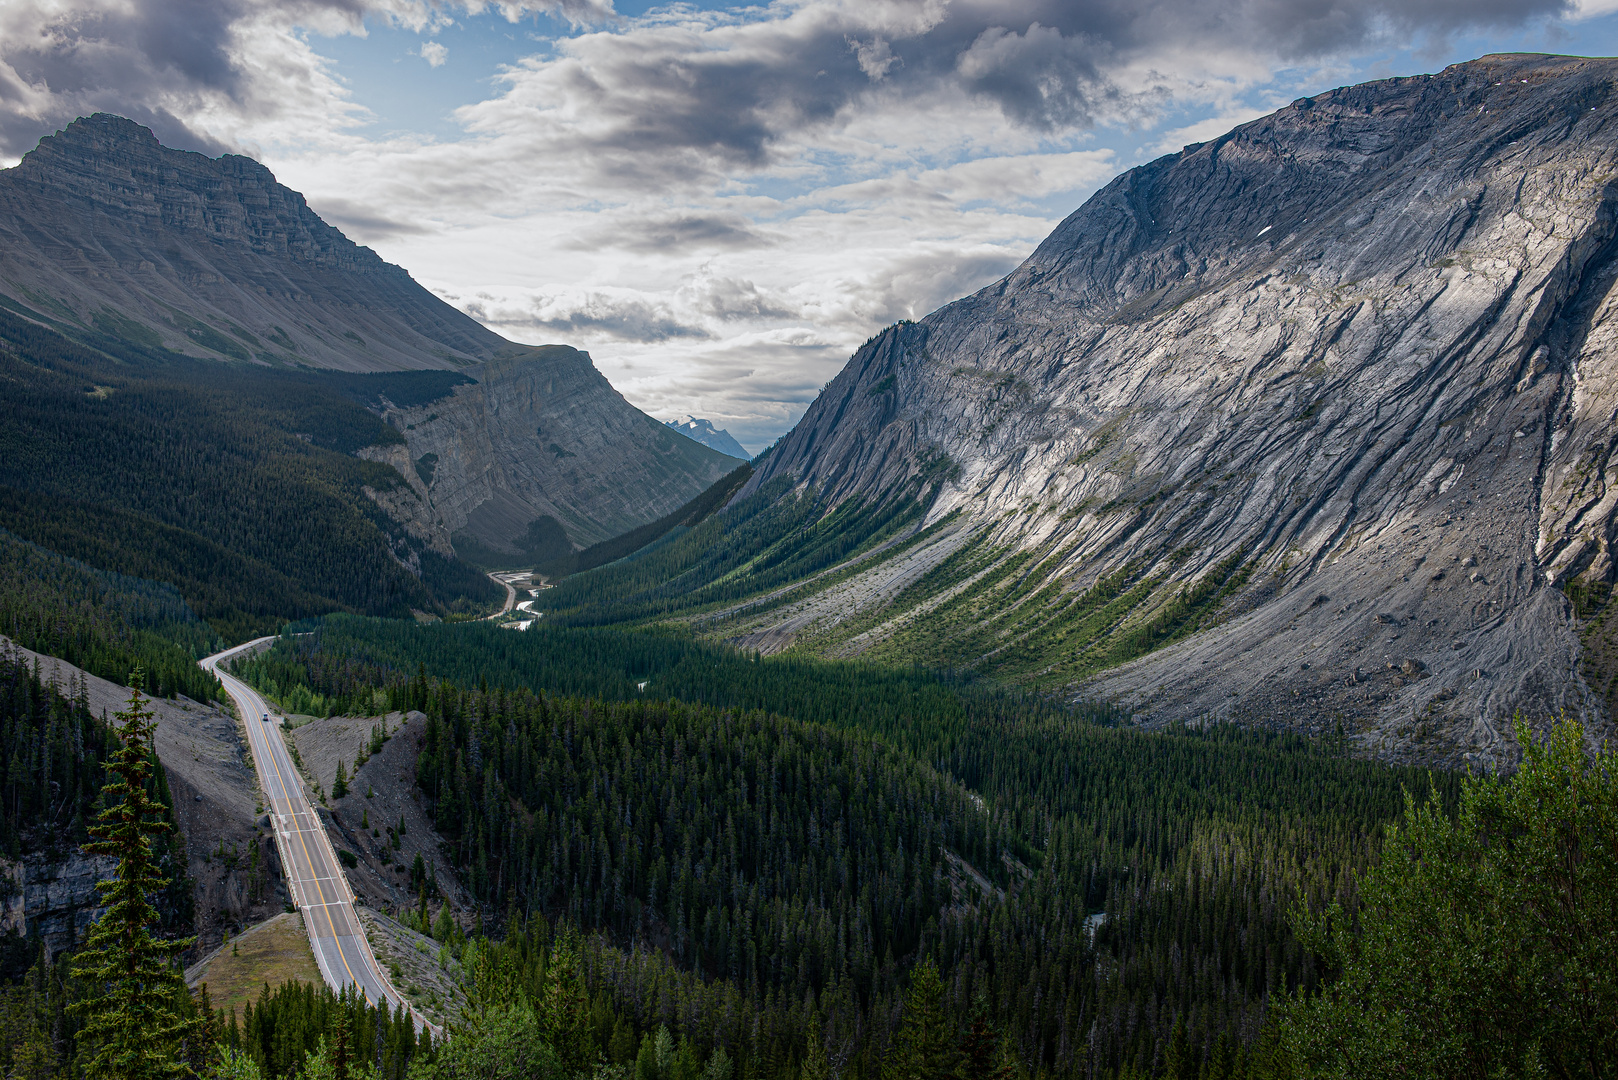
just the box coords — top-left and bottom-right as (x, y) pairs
(3, 2), (1618, 452)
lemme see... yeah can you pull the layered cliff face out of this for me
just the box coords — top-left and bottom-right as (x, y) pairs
(726, 54), (1618, 767)
(361, 346), (740, 555)
(0, 113), (506, 371)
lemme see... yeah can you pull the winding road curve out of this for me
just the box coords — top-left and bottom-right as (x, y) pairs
(484, 570), (531, 619)
(201, 640), (436, 1034)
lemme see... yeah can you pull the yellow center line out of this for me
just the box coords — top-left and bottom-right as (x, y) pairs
(219, 661), (371, 1002)
(209, 649), (408, 1018)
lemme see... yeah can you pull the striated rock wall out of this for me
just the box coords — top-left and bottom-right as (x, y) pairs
(0, 114), (507, 371)
(364, 346), (740, 553)
(0, 854), (117, 957)
(740, 54), (1618, 766)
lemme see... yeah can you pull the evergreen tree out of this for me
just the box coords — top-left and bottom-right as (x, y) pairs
(635, 1030), (662, 1080)
(801, 1027), (830, 1080)
(192, 983), (223, 1076)
(333, 760), (349, 800)
(883, 960), (956, 1080)
(69, 675), (198, 1079)
(609, 1016), (639, 1065)
(431, 904), (455, 945)
(957, 1000), (1007, 1080)
(415, 1006), (558, 1080)
(538, 929), (594, 1074)
(1163, 1016), (1194, 1080)
(1279, 717), (1618, 1077)
(701, 1045), (733, 1080)
(671, 1037), (700, 1080)
(210, 1048), (266, 1080)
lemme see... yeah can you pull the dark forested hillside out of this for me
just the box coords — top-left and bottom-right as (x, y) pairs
(416, 688), (1002, 989)
(531, 478), (932, 626)
(0, 310), (498, 641)
(237, 618), (1456, 1076)
(0, 528), (223, 701)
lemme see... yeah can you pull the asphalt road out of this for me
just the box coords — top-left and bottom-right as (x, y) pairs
(485, 571), (522, 618)
(202, 640), (422, 1025)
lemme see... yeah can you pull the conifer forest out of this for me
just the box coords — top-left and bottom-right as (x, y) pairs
(0, 41), (1616, 1080)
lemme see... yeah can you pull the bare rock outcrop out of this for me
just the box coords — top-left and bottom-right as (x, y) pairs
(364, 347), (741, 552)
(291, 711), (471, 918)
(740, 54), (1618, 766)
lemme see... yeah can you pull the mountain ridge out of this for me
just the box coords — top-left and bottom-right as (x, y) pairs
(0, 113), (506, 371)
(665, 416), (750, 459)
(700, 53), (1618, 766)
(0, 114), (740, 560)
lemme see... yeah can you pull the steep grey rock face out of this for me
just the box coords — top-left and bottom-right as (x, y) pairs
(362, 347), (740, 553)
(742, 54), (1618, 766)
(0, 853), (118, 957)
(0, 113), (506, 371)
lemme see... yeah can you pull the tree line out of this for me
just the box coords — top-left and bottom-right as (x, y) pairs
(235, 622), (1457, 1075)
(0, 527), (224, 702)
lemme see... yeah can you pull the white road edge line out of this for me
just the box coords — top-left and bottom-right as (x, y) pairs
(201, 639), (442, 1039)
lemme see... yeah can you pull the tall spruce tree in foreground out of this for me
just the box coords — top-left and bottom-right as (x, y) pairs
(1278, 717), (1618, 1077)
(70, 674), (198, 1079)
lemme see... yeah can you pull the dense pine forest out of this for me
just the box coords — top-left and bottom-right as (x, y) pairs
(0, 527), (223, 702)
(229, 619), (1460, 1077)
(0, 310), (497, 641)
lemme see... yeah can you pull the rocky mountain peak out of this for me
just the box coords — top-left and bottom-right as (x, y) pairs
(733, 52), (1618, 766)
(14, 113), (384, 276)
(0, 113), (506, 370)
(665, 416), (749, 460)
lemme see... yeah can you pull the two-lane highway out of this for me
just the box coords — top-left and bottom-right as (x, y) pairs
(203, 640), (422, 1025)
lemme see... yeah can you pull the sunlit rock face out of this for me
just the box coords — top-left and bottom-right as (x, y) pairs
(745, 54), (1618, 767)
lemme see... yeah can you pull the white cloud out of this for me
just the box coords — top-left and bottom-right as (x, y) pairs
(0, 0), (1591, 446)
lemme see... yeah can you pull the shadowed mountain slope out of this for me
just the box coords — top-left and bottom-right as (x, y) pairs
(0, 115), (739, 560)
(0, 113), (505, 371)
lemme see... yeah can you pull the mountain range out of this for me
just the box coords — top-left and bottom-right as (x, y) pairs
(534, 53), (1618, 769)
(0, 114), (738, 573)
(5, 56), (1615, 766)
(664, 417), (750, 460)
